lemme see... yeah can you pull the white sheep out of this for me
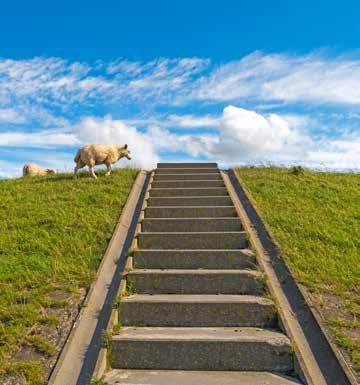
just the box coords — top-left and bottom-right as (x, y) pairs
(23, 163), (56, 177)
(74, 144), (131, 178)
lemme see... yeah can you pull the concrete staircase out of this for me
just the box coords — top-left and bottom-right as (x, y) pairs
(104, 163), (300, 384)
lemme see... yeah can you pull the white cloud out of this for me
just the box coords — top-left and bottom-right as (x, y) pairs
(167, 114), (219, 128)
(210, 105), (310, 162)
(190, 51), (360, 106)
(0, 108), (26, 124)
(307, 138), (360, 170)
(3, 52), (360, 131)
(74, 116), (159, 169)
(1, 106), (359, 178)
(0, 56), (209, 110)
(0, 130), (78, 147)
(146, 125), (217, 157)
(0, 159), (24, 179)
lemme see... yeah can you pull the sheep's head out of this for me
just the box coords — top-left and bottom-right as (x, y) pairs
(46, 169), (56, 174)
(118, 144), (131, 160)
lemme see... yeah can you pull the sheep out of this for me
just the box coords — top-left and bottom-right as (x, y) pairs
(74, 144), (131, 178)
(23, 163), (56, 177)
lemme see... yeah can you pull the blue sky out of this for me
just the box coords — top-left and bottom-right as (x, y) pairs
(0, 0), (359, 177)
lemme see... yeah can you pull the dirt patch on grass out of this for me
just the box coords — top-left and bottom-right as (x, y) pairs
(309, 291), (360, 381)
(1, 288), (86, 384)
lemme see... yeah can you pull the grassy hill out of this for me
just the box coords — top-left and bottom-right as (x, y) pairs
(0, 169), (138, 385)
(237, 167), (360, 377)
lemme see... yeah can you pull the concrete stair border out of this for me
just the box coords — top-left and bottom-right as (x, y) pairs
(108, 163), (298, 380)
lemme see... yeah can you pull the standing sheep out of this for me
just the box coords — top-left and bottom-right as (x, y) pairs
(74, 144), (131, 179)
(23, 163), (56, 177)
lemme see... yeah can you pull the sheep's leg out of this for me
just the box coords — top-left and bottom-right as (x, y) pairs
(74, 163), (83, 176)
(89, 165), (97, 179)
(74, 162), (86, 177)
(105, 163), (112, 176)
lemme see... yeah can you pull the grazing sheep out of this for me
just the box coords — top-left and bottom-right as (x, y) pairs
(23, 163), (56, 177)
(74, 144), (131, 178)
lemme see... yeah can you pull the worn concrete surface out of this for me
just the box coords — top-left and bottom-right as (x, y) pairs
(126, 269), (263, 294)
(157, 162), (218, 168)
(137, 231), (248, 249)
(112, 327), (293, 372)
(155, 168), (220, 174)
(153, 173), (223, 181)
(119, 294), (276, 327)
(147, 196), (233, 206)
(132, 249), (257, 269)
(103, 369), (301, 385)
(144, 206), (237, 218)
(151, 180), (225, 188)
(149, 187), (228, 196)
(141, 217), (242, 232)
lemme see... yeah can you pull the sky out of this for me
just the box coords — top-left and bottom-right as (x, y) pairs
(0, 0), (360, 177)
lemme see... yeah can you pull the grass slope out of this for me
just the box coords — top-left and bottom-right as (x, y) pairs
(0, 169), (138, 385)
(237, 167), (360, 376)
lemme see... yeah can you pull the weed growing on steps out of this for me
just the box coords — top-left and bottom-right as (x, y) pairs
(112, 321), (122, 334)
(237, 166), (360, 374)
(91, 379), (108, 385)
(0, 169), (138, 384)
(125, 279), (137, 295)
(101, 330), (114, 369)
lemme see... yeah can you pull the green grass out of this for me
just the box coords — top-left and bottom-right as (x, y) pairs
(237, 166), (360, 373)
(0, 169), (138, 384)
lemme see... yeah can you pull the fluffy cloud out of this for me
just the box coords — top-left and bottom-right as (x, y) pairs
(0, 108), (26, 124)
(211, 106), (310, 162)
(189, 51), (360, 106)
(0, 57), (208, 111)
(1, 51), (360, 149)
(74, 116), (159, 169)
(3, 52), (360, 130)
(146, 125), (217, 157)
(0, 130), (78, 147)
(307, 138), (360, 170)
(1, 106), (359, 177)
(0, 159), (24, 179)
(167, 114), (219, 128)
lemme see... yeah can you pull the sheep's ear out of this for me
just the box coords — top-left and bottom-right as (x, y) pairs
(124, 144), (128, 149)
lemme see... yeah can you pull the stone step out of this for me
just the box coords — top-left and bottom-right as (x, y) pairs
(155, 168), (219, 174)
(137, 232), (248, 249)
(157, 162), (218, 168)
(151, 180), (225, 188)
(153, 173), (222, 181)
(150, 187), (228, 197)
(126, 269), (263, 294)
(141, 218), (242, 232)
(144, 206), (237, 218)
(132, 249), (257, 269)
(103, 370), (301, 385)
(147, 196), (233, 207)
(112, 327), (293, 372)
(119, 294), (275, 327)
